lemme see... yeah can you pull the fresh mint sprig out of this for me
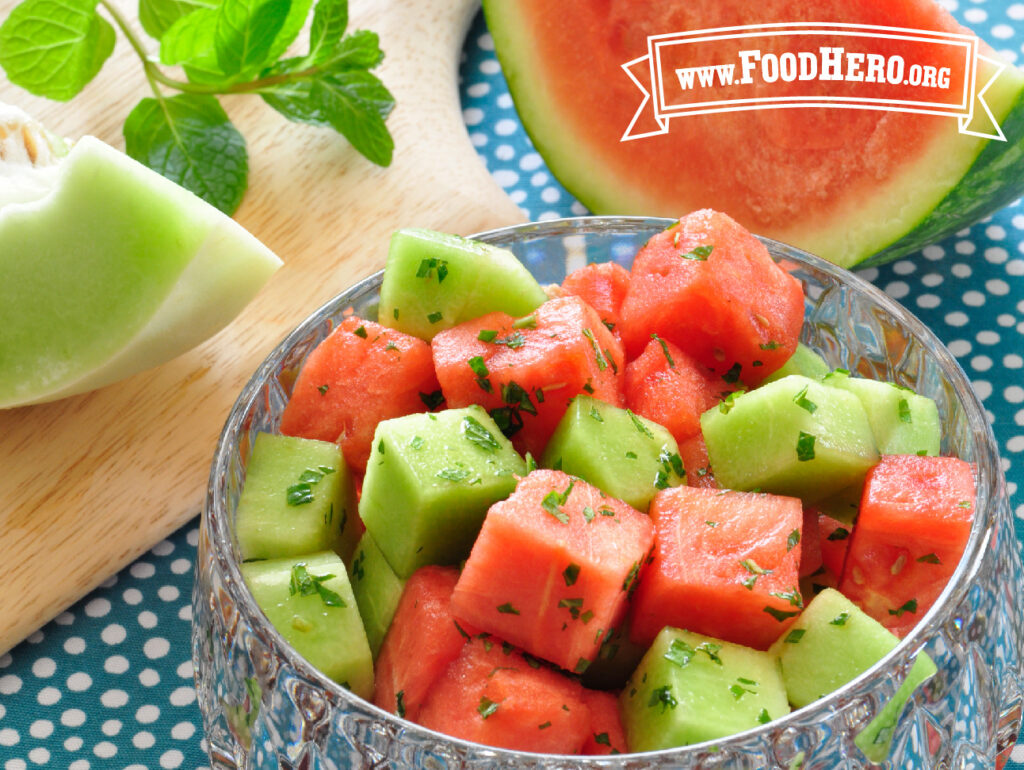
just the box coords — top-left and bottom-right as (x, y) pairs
(0, 0), (394, 214)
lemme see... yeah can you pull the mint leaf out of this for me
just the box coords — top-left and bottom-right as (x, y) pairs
(124, 94), (248, 214)
(139, 0), (216, 41)
(215, 0), (292, 77)
(265, 0), (313, 62)
(160, 7), (218, 66)
(0, 0), (115, 101)
(318, 28), (384, 70)
(263, 69), (394, 165)
(306, 0), (347, 63)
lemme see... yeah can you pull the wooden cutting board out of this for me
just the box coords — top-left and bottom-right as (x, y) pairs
(0, 0), (524, 653)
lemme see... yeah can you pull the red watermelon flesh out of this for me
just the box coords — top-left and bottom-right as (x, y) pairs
(677, 433), (717, 489)
(618, 210), (804, 384)
(624, 335), (730, 445)
(280, 316), (440, 473)
(799, 507), (823, 579)
(580, 688), (629, 755)
(838, 454), (975, 637)
(629, 485), (803, 650)
(818, 511), (853, 579)
(373, 566), (478, 722)
(560, 261), (632, 336)
(431, 296), (624, 457)
(483, 0), (1023, 268)
(450, 469), (654, 673)
(417, 637), (592, 754)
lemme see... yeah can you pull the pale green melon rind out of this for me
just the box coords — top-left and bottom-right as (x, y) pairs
(0, 136), (281, 408)
(483, 1), (1024, 268)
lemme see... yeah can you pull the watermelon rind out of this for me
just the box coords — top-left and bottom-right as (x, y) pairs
(482, 1), (1024, 268)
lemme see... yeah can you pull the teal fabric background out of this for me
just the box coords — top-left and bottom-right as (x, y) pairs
(2, 2), (1024, 767)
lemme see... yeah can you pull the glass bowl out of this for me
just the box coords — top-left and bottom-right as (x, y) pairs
(192, 217), (1024, 769)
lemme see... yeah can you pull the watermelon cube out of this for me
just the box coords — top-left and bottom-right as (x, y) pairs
(618, 209), (804, 383)
(818, 511), (853, 579)
(279, 315), (441, 473)
(624, 335), (729, 445)
(417, 636), (591, 754)
(579, 687), (629, 755)
(241, 552), (373, 698)
(541, 394), (685, 511)
(839, 455), (975, 636)
(431, 296), (624, 457)
(359, 406), (525, 578)
(560, 260), (631, 335)
(767, 588), (936, 763)
(629, 485), (803, 650)
(700, 374), (879, 503)
(450, 469), (655, 673)
(373, 565), (477, 722)
(677, 433), (717, 489)
(621, 627), (789, 752)
(235, 432), (360, 563)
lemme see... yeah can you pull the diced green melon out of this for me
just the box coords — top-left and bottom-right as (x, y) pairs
(822, 371), (941, 456)
(378, 228), (548, 341)
(359, 406), (526, 578)
(700, 375), (878, 502)
(348, 532), (406, 658)
(541, 395), (685, 511)
(812, 483), (863, 526)
(241, 551), (373, 697)
(621, 627), (789, 752)
(235, 433), (359, 563)
(763, 343), (830, 384)
(768, 588), (936, 763)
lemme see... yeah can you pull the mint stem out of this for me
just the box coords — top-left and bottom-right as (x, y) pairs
(97, 0), (326, 97)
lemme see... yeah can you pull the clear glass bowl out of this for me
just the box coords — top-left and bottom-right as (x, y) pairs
(193, 217), (1024, 769)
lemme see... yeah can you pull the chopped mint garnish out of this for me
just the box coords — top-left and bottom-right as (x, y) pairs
(680, 244), (713, 261)
(462, 415), (501, 453)
(796, 431), (816, 462)
(289, 563), (345, 607)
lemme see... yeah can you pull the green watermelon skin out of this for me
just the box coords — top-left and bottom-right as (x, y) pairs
(483, 1), (1024, 268)
(866, 91), (1024, 266)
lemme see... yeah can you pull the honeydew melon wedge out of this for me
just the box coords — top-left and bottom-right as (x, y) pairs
(484, 1), (1024, 267)
(0, 103), (281, 408)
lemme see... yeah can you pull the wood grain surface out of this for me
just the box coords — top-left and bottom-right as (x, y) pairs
(0, 0), (524, 653)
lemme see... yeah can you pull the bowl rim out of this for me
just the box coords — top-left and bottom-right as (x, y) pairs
(202, 215), (1004, 762)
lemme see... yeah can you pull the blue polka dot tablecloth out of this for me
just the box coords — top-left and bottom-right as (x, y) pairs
(3, 3), (1024, 768)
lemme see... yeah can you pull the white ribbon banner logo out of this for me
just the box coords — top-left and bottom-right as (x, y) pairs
(621, 23), (1007, 142)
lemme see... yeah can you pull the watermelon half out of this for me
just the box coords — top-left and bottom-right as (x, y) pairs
(483, 1), (1024, 268)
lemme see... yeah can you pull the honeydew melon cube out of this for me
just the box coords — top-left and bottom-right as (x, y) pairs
(241, 551), (373, 697)
(822, 371), (941, 456)
(379, 228), (549, 341)
(621, 627), (789, 752)
(763, 343), (830, 384)
(700, 375), (878, 502)
(236, 433), (359, 563)
(359, 406), (526, 578)
(768, 588), (936, 763)
(541, 394), (685, 511)
(348, 532), (406, 658)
